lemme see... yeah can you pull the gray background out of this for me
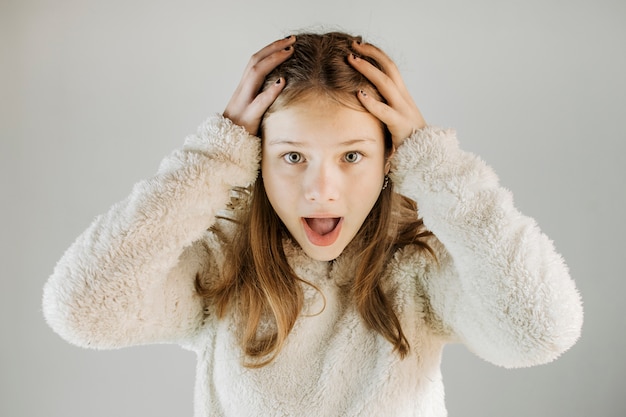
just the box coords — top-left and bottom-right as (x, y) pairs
(2, 0), (625, 416)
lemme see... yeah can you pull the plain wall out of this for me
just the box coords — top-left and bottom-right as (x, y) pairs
(2, 0), (625, 416)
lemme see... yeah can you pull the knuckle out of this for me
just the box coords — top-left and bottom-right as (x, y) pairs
(250, 51), (263, 64)
(380, 105), (393, 119)
(248, 63), (262, 76)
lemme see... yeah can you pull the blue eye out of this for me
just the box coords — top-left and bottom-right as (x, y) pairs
(284, 152), (304, 164)
(344, 152), (362, 163)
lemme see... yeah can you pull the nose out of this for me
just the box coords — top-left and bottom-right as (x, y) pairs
(304, 163), (339, 202)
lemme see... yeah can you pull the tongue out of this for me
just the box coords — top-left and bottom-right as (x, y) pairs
(307, 218), (339, 235)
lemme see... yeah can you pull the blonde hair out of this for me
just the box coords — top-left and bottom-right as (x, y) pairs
(196, 32), (433, 367)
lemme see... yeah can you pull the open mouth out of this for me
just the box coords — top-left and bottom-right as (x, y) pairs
(305, 218), (340, 235)
(302, 217), (343, 246)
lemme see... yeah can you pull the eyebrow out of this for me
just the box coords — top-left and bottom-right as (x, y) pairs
(266, 138), (377, 146)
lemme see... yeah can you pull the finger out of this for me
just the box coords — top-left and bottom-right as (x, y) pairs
(231, 36), (295, 107)
(246, 77), (286, 125)
(230, 77), (286, 135)
(351, 41), (416, 107)
(349, 53), (407, 108)
(247, 36), (296, 70)
(351, 41), (406, 90)
(357, 90), (410, 140)
(239, 44), (294, 100)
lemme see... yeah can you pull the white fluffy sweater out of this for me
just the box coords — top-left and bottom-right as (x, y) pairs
(43, 114), (583, 416)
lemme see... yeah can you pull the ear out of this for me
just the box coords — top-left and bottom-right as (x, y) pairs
(384, 144), (395, 174)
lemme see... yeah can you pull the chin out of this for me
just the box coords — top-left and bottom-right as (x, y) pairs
(302, 244), (346, 262)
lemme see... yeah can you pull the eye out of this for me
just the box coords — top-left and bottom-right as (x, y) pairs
(343, 151), (363, 163)
(283, 152), (304, 164)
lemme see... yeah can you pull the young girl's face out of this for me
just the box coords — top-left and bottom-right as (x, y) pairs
(262, 96), (388, 261)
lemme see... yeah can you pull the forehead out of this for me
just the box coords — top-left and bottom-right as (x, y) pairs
(262, 97), (384, 146)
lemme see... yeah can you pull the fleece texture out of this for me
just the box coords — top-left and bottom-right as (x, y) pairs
(42, 114), (583, 417)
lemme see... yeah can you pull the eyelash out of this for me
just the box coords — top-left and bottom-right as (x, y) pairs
(283, 152), (304, 164)
(343, 151), (362, 163)
(282, 151), (363, 164)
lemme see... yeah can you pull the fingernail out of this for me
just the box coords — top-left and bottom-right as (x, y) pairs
(284, 35), (292, 39)
(351, 53), (358, 60)
(284, 46), (292, 51)
(360, 89), (367, 97)
(276, 78), (282, 85)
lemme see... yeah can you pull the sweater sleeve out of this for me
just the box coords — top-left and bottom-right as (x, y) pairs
(391, 126), (583, 368)
(42, 114), (260, 349)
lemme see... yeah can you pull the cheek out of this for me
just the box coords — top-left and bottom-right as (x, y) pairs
(261, 162), (293, 212)
(360, 177), (384, 206)
(353, 170), (385, 211)
(353, 162), (385, 190)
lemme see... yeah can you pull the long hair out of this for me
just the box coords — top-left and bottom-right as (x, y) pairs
(196, 32), (434, 367)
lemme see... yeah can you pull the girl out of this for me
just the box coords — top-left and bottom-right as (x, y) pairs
(43, 32), (583, 416)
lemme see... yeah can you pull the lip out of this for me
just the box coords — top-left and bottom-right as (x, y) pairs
(301, 217), (343, 247)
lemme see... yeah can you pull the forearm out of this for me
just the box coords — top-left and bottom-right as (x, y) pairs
(42, 114), (260, 349)
(392, 126), (583, 367)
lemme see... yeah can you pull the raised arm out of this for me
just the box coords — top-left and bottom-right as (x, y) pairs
(42, 36), (296, 349)
(392, 127), (582, 367)
(350, 40), (583, 368)
(42, 115), (260, 348)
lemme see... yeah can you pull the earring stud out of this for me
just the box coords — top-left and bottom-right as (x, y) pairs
(382, 175), (390, 190)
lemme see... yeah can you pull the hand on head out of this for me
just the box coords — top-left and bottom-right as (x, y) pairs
(348, 41), (426, 149)
(224, 33), (426, 148)
(223, 36), (296, 136)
